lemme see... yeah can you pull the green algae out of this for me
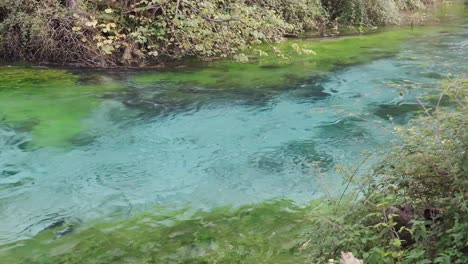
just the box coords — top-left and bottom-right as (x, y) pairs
(0, 67), (123, 147)
(132, 27), (440, 91)
(0, 200), (322, 264)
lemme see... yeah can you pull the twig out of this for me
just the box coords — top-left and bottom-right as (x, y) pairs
(175, 0), (181, 16)
(336, 152), (375, 208)
(415, 97), (431, 117)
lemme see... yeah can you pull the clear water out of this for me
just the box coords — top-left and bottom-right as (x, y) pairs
(0, 26), (467, 244)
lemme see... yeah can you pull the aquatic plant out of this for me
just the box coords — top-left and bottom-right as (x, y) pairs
(136, 28), (414, 86)
(0, 67), (123, 146)
(0, 200), (320, 263)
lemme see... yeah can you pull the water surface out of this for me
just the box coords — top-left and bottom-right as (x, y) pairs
(0, 25), (467, 244)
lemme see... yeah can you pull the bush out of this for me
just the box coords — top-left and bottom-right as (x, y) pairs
(379, 78), (467, 206)
(359, 77), (468, 263)
(248, 0), (327, 32)
(0, 0), (292, 66)
(0, 0), (431, 67)
(0, 0), (115, 66)
(321, 0), (426, 26)
(303, 77), (467, 263)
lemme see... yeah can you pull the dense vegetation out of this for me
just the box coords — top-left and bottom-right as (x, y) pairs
(1, 77), (466, 263)
(0, 0), (438, 67)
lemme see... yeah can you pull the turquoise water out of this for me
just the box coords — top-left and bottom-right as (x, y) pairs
(0, 26), (467, 245)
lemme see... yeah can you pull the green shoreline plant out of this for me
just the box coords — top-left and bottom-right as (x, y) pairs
(0, 0), (442, 67)
(1, 78), (466, 263)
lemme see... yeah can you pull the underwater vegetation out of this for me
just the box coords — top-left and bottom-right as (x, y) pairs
(0, 200), (319, 264)
(121, 27), (447, 118)
(132, 27), (435, 90)
(0, 67), (123, 147)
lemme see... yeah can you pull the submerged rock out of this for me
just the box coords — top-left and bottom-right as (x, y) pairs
(41, 217), (82, 239)
(55, 226), (74, 238)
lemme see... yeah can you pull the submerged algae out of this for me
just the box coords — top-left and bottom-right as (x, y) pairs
(122, 27), (450, 115)
(0, 200), (321, 264)
(133, 27), (438, 90)
(0, 67), (123, 147)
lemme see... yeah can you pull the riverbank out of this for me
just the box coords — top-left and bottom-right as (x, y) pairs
(0, 0), (461, 68)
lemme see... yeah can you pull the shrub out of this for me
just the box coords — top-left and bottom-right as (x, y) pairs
(366, 77), (468, 263)
(0, 0), (116, 66)
(321, 0), (427, 26)
(306, 77), (468, 263)
(379, 78), (467, 206)
(0, 0), (431, 67)
(0, 0), (291, 66)
(248, 0), (327, 32)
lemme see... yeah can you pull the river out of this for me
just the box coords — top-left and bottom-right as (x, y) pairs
(0, 23), (467, 246)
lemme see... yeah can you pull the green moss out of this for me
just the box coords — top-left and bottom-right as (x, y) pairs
(0, 200), (323, 264)
(0, 67), (123, 147)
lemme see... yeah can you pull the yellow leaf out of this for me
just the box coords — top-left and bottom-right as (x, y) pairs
(85, 20), (98, 27)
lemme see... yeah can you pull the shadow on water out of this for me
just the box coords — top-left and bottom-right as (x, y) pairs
(372, 103), (425, 124)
